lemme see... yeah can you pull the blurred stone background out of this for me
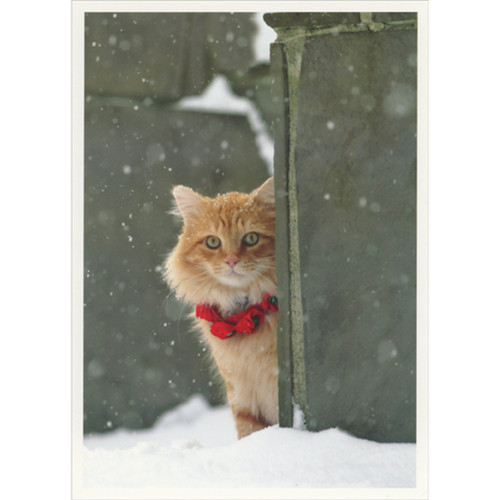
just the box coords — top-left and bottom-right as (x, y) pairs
(84, 12), (274, 434)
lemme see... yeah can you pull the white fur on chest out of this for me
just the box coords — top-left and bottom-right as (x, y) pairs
(198, 314), (279, 424)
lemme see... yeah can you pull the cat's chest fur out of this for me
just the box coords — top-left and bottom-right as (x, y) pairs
(219, 295), (250, 317)
(197, 313), (279, 425)
(212, 289), (271, 318)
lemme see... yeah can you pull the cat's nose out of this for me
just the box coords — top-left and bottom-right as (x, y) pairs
(224, 255), (240, 268)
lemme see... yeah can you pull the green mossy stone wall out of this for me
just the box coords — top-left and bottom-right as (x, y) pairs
(267, 12), (417, 443)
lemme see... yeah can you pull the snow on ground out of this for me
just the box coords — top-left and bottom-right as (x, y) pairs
(82, 395), (416, 490)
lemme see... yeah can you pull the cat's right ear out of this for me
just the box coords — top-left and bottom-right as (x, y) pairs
(253, 177), (275, 205)
(171, 185), (206, 220)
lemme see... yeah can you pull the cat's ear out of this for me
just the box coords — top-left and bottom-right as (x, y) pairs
(171, 185), (206, 220)
(252, 177), (274, 205)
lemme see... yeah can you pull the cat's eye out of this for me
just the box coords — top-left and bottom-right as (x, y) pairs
(242, 232), (259, 246)
(205, 236), (221, 249)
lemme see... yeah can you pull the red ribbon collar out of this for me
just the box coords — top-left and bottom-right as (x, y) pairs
(195, 293), (278, 340)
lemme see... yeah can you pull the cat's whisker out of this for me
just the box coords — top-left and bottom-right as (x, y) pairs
(175, 300), (191, 341)
(174, 273), (220, 338)
(162, 268), (214, 338)
(162, 269), (212, 323)
(174, 279), (209, 338)
(181, 271), (217, 307)
(171, 268), (211, 286)
(254, 261), (275, 270)
(252, 269), (277, 290)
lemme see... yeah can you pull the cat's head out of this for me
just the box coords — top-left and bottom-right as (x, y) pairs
(164, 178), (276, 310)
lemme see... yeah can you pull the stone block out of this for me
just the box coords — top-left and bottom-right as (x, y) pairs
(85, 13), (256, 101)
(270, 21), (417, 442)
(206, 13), (256, 74)
(265, 12), (417, 30)
(229, 63), (274, 132)
(84, 98), (269, 433)
(372, 13), (417, 23)
(264, 12), (362, 30)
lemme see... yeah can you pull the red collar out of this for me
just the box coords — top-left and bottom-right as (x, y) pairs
(195, 293), (278, 340)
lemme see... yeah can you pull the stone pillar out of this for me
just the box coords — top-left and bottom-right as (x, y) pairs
(267, 12), (417, 442)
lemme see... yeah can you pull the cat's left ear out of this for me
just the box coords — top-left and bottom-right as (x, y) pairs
(253, 177), (274, 205)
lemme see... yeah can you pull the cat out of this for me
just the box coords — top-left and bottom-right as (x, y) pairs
(163, 177), (278, 439)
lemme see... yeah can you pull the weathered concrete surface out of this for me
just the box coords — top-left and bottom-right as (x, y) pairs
(85, 13), (256, 100)
(84, 99), (269, 433)
(268, 13), (417, 442)
(269, 43), (293, 428)
(264, 13), (362, 29)
(229, 63), (274, 133)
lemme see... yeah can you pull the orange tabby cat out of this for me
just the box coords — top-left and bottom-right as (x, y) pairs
(163, 177), (278, 439)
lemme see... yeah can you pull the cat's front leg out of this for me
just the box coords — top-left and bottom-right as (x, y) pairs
(231, 406), (269, 439)
(224, 380), (269, 439)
